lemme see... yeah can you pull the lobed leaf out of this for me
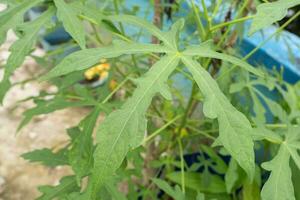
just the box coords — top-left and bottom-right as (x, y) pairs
(85, 54), (180, 199)
(0, 7), (54, 103)
(22, 148), (68, 167)
(18, 97), (96, 131)
(261, 146), (294, 200)
(152, 178), (185, 200)
(0, 0), (43, 45)
(182, 56), (255, 180)
(261, 126), (300, 200)
(38, 176), (79, 200)
(40, 42), (171, 81)
(249, 0), (300, 35)
(54, 0), (86, 49)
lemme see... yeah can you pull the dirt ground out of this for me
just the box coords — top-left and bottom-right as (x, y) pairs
(0, 14), (89, 200)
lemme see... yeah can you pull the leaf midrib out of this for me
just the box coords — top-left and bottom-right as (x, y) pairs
(183, 56), (253, 176)
(94, 55), (178, 189)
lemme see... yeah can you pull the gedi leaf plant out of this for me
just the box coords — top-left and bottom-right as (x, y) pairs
(0, 0), (300, 199)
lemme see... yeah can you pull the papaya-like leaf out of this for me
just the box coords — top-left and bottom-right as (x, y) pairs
(261, 126), (300, 200)
(261, 146), (294, 200)
(181, 56), (255, 180)
(54, 0), (86, 49)
(84, 54), (180, 199)
(0, 7), (54, 103)
(0, 0), (43, 45)
(249, 0), (300, 35)
(40, 42), (171, 81)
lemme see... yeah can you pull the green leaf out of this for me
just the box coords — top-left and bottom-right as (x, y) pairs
(243, 180), (261, 200)
(85, 54), (180, 199)
(251, 127), (283, 144)
(82, 5), (122, 35)
(107, 15), (182, 49)
(0, 7), (54, 103)
(200, 145), (227, 174)
(152, 178), (185, 200)
(261, 146), (294, 200)
(0, 0), (42, 45)
(249, 0), (300, 35)
(251, 87), (288, 122)
(54, 0), (86, 49)
(41, 42), (171, 81)
(18, 96), (96, 131)
(196, 193), (205, 200)
(261, 126), (300, 200)
(167, 172), (226, 193)
(22, 148), (68, 167)
(104, 179), (128, 200)
(37, 176), (80, 200)
(181, 56), (255, 180)
(183, 42), (263, 77)
(68, 106), (101, 184)
(225, 159), (244, 193)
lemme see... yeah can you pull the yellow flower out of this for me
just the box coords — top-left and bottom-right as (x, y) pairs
(84, 68), (97, 80)
(84, 60), (110, 81)
(95, 63), (110, 72)
(100, 71), (109, 80)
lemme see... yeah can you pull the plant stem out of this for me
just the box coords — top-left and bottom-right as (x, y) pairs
(217, 10), (300, 80)
(91, 24), (104, 45)
(210, 15), (254, 32)
(113, 0), (125, 33)
(177, 83), (196, 136)
(143, 115), (182, 144)
(191, 0), (206, 40)
(177, 138), (185, 194)
(201, 0), (211, 31)
(113, 0), (138, 68)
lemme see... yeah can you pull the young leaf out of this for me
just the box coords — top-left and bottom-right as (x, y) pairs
(181, 56), (255, 180)
(249, 0), (300, 35)
(41, 42), (171, 81)
(152, 178), (185, 200)
(22, 148), (68, 167)
(0, 0), (43, 45)
(183, 42), (263, 77)
(0, 7), (54, 103)
(37, 176), (79, 200)
(85, 55), (180, 199)
(54, 0), (86, 49)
